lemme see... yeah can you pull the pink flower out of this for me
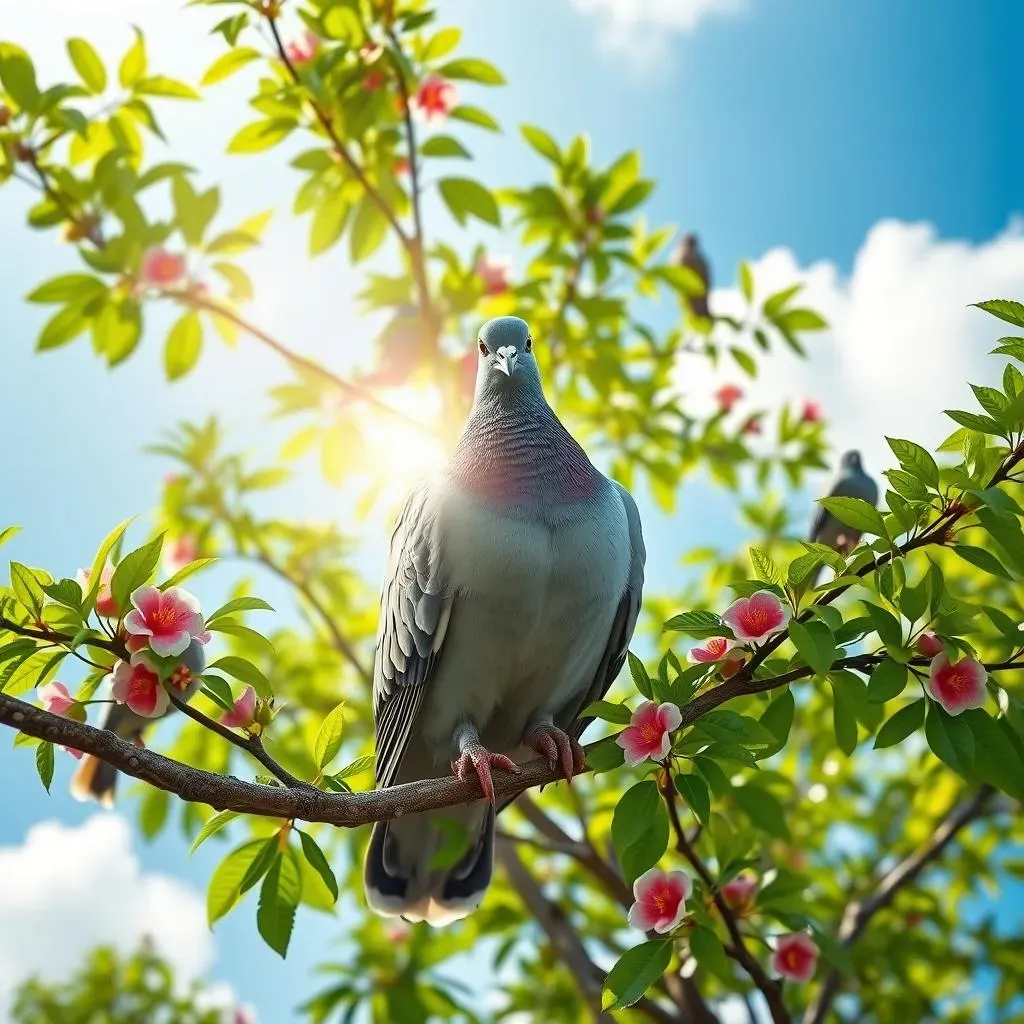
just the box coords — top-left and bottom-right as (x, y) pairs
(110, 656), (169, 719)
(77, 566), (118, 618)
(385, 923), (411, 943)
(722, 590), (791, 644)
(233, 1007), (257, 1024)
(771, 933), (819, 983)
(926, 654), (987, 716)
(222, 685), (258, 729)
(615, 701), (682, 766)
(285, 29), (319, 65)
(410, 75), (458, 123)
(38, 681), (76, 716)
(139, 247), (186, 289)
(363, 69), (386, 92)
(801, 400), (823, 423)
(124, 585), (209, 658)
(687, 635), (737, 664)
(164, 535), (198, 575)
(475, 254), (512, 296)
(721, 873), (758, 911)
(917, 632), (944, 658)
(627, 867), (692, 933)
(715, 384), (743, 412)
(393, 156), (411, 177)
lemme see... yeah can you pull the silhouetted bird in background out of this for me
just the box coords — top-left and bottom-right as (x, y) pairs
(673, 232), (711, 320)
(809, 450), (879, 581)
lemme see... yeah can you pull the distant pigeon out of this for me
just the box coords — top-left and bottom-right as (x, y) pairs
(673, 232), (711, 320)
(363, 316), (646, 926)
(809, 449), (879, 557)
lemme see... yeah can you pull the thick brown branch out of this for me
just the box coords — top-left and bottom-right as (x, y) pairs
(659, 774), (791, 1024)
(803, 786), (996, 1024)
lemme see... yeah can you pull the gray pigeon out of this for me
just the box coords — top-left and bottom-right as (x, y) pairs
(363, 316), (646, 926)
(673, 232), (711, 320)
(809, 449), (879, 557)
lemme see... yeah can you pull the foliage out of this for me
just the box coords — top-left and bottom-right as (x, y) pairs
(1, 3), (1023, 1024)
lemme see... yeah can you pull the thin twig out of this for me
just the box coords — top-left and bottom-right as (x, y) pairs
(803, 786), (996, 1024)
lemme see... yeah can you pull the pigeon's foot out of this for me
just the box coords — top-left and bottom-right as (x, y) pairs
(451, 746), (520, 802)
(524, 723), (584, 782)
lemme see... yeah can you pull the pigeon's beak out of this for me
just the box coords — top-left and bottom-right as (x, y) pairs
(494, 345), (518, 377)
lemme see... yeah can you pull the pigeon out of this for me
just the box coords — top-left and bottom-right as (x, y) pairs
(673, 232), (711, 321)
(808, 450), (879, 570)
(363, 316), (646, 926)
(70, 640), (205, 807)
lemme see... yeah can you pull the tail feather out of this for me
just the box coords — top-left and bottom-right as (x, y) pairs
(364, 805), (494, 926)
(70, 703), (147, 808)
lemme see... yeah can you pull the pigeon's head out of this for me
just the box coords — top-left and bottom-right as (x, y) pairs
(840, 450), (864, 473)
(474, 316), (542, 403)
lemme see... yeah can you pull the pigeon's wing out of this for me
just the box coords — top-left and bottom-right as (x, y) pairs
(372, 483), (454, 790)
(565, 481), (647, 741)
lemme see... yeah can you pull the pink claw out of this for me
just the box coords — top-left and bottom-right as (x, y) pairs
(524, 723), (584, 782)
(451, 745), (520, 802)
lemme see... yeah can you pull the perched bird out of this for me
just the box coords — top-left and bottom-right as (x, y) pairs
(809, 449), (879, 561)
(364, 316), (646, 926)
(673, 232), (711, 321)
(71, 640), (205, 807)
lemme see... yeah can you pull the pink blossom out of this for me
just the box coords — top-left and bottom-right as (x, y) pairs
(722, 590), (791, 644)
(615, 701), (682, 766)
(385, 923), (411, 943)
(222, 685), (258, 729)
(627, 867), (691, 933)
(801, 400), (823, 423)
(687, 635), (737, 664)
(363, 69), (386, 92)
(714, 383), (743, 412)
(393, 156), (411, 177)
(38, 681), (76, 717)
(475, 254), (512, 296)
(110, 656), (169, 719)
(771, 933), (819, 983)
(284, 29), (319, 65)
(164, 535), (198, 576)
(917, 632), (944, 658)
(233, 1007), (257, 1024)
(124, 585), (209, 658)
(139, 247), (186, 289)
(721, 873), (758, 911)
(410, 75), (458, 123)
(926, 654), (987, 716)
(76, 565), (118, 618)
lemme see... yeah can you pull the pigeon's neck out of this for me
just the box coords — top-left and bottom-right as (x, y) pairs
(448, 394), (600, 508)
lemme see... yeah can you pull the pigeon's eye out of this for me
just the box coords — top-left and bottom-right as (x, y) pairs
(478, 340), (488, 356)
(525, 336), (533, 352)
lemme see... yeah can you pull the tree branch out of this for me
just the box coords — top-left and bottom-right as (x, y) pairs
(659, 773), (791, 1024)
(803, 786), (996, 1024)
(496, 839), (681, 1024)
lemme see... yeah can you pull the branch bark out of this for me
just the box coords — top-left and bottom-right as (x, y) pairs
(803, 785), (996, 1024)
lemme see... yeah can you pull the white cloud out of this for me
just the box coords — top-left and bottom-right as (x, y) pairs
(568, 0), (747, 57)
(0, 815), (213, 1015)
(674, 218), (1024, 484)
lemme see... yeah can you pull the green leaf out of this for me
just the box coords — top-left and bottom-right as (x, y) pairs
(448, 105), (500, 131)
(611, 780), (670, 885)
(674, 772), (710, 825)
(586, 735), (625, 773)
(663, 609), (730, 639)
(314, 702), (345, 771)
(93, 300), (142, 367)
(436, 58), (504, 85)
(830, 675), (860, 755)
(164, 311), (203, 381)
(521, 124), (561, 164)
(256, 852), (300, 957)
(172, 176), (219, 247)
(738, 260), (754, 302)
(190, 809), (239, 855)
(602, 941), (672, 1011)
(2, 649), (66, 696)
(945, 408), (1005, 436)
(37, 304), (89, 352)
(348, 196), (388, 264)
(67, 38), (106, 93)
(750, 547), (782, 586)
(438, 177), (501, 227)
(421, 26), (461, 62)
(119, 27), (147, 87)
(925, 701), (974, 778)
(0, 54), (39, 112)
(139, 787), (169, 840)
(886, 437), (940, 490)
(789, 619), (838, 676)
(972, 299), (1024, 329)
(208, 656), (271, 698)
(760, 689), (795, 751)
(867, 659), (908, 703)
(80, 518), (132, 616)
(160, 557), (218, 591)
(627, 651), (653, 699)
(309, 193), (350, 257)
(227, 118), (294, 154)
(689, 926), (731, 983)
(818, 496), (886, 537)
(963, 711), (1024, 802)
(10, 562), (47, 618)
(297, 830), (338, 903)
(201, 46), (260, 86)
(36, 741), (54, 793)
(42, 579), (83, 612)
(110, 536), (164, 611)
(862, 603), (903, 649)
(206, 839), (269, 924)
(206, 596), (273, 625)
(0, 526), (21, 547)
(732, 784), (789, 839)
(419, 134), (471, 159)
(580, 700), (633, 725)
(201, 675), (237, 715)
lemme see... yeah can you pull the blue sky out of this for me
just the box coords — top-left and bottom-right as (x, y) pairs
(1, 0), (1022, 1019)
